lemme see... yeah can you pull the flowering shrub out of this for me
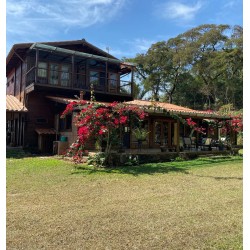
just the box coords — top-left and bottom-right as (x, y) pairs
(186, 118), (206, 134)
(218, 115), (243, 137)
(61, 101), (147, 166)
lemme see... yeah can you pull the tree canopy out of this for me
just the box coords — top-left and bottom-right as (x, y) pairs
(127, 24), (243, 111)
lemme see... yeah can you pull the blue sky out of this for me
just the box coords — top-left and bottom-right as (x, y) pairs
(6, 0), (243, 58)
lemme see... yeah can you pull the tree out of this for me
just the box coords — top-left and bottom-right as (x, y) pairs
(128, 24), (243, 110)
(127, 41), (189, 103)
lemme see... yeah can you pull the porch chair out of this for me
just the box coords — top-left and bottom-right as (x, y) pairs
(200, 137), (212, 151)
(182, 137), (196, 151)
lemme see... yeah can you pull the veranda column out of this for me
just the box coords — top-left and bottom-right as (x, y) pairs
(176, 119), (180, 153)
(71, 55), (74, 88)
(35, 48), (39, 83)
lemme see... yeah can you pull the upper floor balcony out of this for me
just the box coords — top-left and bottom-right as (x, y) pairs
(25, 43), (134, 98)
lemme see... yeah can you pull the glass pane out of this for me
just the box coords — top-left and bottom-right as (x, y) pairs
(89, 59), (105, 69)
(99, 72), (106, 87)
(61, 65), (70, 87)
(90, 71), (99, 86)
(109, 73), (118, 89)
(50, 64), (59, 85)
(38, 62), (47, 78)
(76, 64), (86, 88)
(163, 122), (168, 145)
(154, 122), (161, 145)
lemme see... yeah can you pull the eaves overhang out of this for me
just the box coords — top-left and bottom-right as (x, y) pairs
(29, 43), (122, 65)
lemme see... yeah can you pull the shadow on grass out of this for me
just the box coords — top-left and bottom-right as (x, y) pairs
(6, 148), (52, 159)
(72, 164), (189, 176)
(71, 156), (242, 176)
(188, 173), (243, 181)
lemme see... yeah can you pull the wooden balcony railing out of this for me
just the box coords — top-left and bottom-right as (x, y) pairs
(26, 67), (132, 96)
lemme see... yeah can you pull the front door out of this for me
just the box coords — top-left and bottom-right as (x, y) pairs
(153, 121), (171, 147)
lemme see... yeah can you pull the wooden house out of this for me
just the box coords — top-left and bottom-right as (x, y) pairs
(6, 39), (234, 154)
(6, 39), (134, 153)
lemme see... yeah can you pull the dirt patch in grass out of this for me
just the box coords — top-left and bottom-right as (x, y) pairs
(7, 157), (243, 249)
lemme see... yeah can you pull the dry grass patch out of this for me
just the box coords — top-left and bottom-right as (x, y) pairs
(7, 155), (242, 249)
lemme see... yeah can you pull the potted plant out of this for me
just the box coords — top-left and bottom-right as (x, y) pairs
(160, 143), (167, 152)
(218, 139), (225, 151)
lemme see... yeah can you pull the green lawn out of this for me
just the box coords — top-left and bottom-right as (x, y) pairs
(7, 153), (243, 249)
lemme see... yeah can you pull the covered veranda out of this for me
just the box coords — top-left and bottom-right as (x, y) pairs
(126, 100), (236, 154)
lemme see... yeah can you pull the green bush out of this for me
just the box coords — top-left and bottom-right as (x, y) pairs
(124, 155), (139, 166)
(87, 152), (106, 167)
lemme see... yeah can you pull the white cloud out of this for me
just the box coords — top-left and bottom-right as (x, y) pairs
(160, 1), (203, 21)
(123, 38), (156, 56)
(224, 0), (239, 8)
(133, 38), (156, 52)
(95, 38), (156, 59)
(6, 0), (126, 49)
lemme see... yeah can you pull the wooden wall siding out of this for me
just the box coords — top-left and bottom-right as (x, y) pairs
(6, 70), (15, 95)
(38, 134), (56, 153)
(6, 112), (26, 147)
(24, 92), (55, 147)
(15, 63), (22, 100)
(21, 61), (27, 103)
(6, 61), (26, 104)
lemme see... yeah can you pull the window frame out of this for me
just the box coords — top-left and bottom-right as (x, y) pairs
(59, 114), (72, 132)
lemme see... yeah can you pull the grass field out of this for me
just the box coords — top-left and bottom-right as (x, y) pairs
(6, 152), (243, 249)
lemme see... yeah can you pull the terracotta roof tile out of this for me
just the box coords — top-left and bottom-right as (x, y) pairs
(46, 96), (110, 105)
(35, 128), (56, 135)
(126, 100), (227, 118)
(46, 96), (228, 119)
(6, 95), (28, 112)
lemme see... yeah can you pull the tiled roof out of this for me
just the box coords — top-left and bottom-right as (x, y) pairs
(127, 100), (195, 112)
(126, 100), (228, 119)
(6, 95), (28, 112)
(46, 96), (77, 104)
(46, 96), (228, 119)
(46, 96), (110, 105)
(35, 128), (56, 135)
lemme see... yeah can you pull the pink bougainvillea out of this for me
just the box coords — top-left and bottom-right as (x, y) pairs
(61, 100), (147, 164)
(186, 118), (206, 134)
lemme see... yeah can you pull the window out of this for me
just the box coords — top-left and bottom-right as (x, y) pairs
(89, 71), (106, 90)
(76, 64), (86, 88)
(50, 63), (59, 85)
(90, 71), (99, 86)
(89, 59), (105, 69)
(61, 65), (70, 87)
(59, 114), (72, 131)
(109, 73), (119, 93)
(38, 62), (47, 78)
(153, 121), (169, 146)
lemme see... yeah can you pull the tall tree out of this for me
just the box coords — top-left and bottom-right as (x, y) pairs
(127, 24), (243, 109)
